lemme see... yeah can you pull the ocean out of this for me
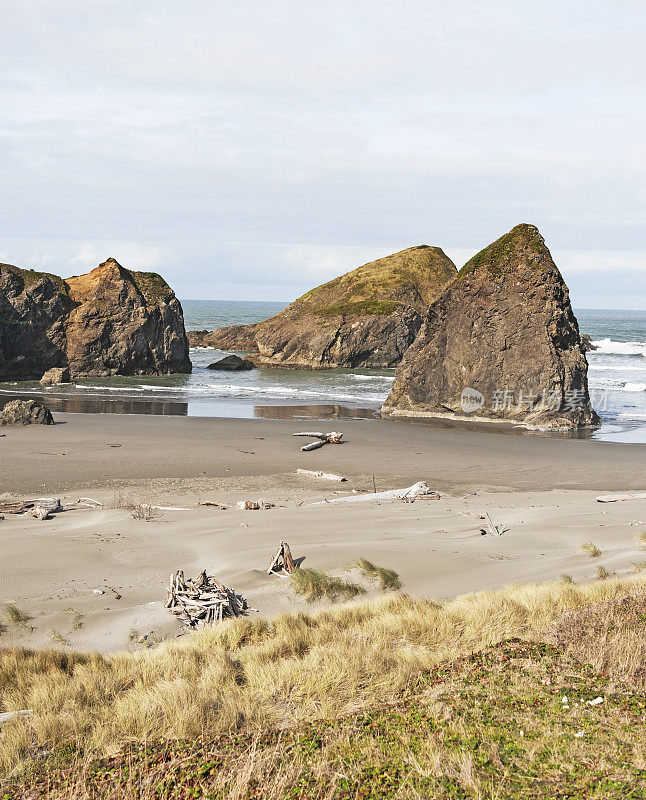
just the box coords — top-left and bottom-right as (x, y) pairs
(1, 301), (644, 443)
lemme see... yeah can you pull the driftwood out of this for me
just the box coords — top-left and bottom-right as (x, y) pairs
(267, 540), (296, 575)
(165, 569), (248, 627)
(77, 497), (104, 507)
(293, 431), (344, 452)
(236, 500), (275, 510)
(596, 492), (646, 503)
(142, 504), (192, 511)
(0, 710), (32, 725)
(310, 481), (434, 505)
(198, 501), (230, 509)
(1, 497), (62, 518)
(297, 468), (347, 482)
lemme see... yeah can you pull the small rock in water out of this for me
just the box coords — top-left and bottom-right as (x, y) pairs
(207, 355), (255, 371)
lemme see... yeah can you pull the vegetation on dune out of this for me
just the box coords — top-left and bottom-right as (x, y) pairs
(0, 577), (643, 789)
(290, 568), (365, 602)
(581, 541), (603, 559)
(347, 558), (402, 591)
(3, 605), (32, 625)
(4, 581), (645, 799)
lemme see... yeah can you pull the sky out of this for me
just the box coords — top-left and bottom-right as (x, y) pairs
(1, 1), (645, 309)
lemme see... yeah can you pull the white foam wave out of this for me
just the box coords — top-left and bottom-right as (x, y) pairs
(347, 374), (395, 382)
(589, 364), (646, 372)
(591, 338), (646, 357)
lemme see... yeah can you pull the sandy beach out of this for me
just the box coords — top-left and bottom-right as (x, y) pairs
(1, 412), (645, 653)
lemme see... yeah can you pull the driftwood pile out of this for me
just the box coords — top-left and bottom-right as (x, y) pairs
(165, 569), (248, 626)
(293, 431), (344, 452)
(0, 497), (62, 520)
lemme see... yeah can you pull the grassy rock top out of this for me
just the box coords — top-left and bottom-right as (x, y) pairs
(284, 245), (457, 318)
(458, 223), (554, 281)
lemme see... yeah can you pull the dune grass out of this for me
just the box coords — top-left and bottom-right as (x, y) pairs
(347, 558), (402, 591)
(3, 605), (31, 625)
(290, 568), (365, 602)
(0, 576), (643, 788)
(580, 541), (603, 559)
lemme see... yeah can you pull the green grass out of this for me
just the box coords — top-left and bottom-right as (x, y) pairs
(130, 270), (175, 304)
(290, 569), (365, 603)
(458, 224), (547, 281)
(312, 299), (401, 318)
(580, 541), (603, 559)
(347, 558), (402, 591)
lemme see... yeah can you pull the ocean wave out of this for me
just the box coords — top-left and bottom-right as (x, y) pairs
(347, 374), (395, 382)
(591, 338), (646, 357)
(588, 364), (646, 372)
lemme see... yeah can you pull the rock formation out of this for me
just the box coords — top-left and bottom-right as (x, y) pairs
(0, 258), (191, 380)
(198, 246), (457, 369)
(383, 224), (600, 430)
(207, 355), (255, 371)
(0, 399), (54, 426)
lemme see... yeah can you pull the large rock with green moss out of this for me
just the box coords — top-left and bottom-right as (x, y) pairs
(383, 224), (600, 430)
(200, 245), (457, 368)
(0, 257), (191, 380)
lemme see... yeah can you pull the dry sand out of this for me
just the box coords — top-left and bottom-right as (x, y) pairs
(1, 412), (645, 652)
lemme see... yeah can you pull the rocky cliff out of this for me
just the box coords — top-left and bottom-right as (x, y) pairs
(0, 258), (191, 380)
(200, 246), (457, 368)
(383, 225), (600, 430)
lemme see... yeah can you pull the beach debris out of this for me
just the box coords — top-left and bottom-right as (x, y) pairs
(236, 500), (275, 510)
(403, 491), (440, 503)
(297, 468), (347, 482)
(142, 504), (192, 512)
(0, 710), (32, 725)
(77, 497), (104, 507)
(482, 512), (506, 536)
(165, 569), (248, 626)
(310, 481), (433, 505)
(596, 492), (646, 503)
(293, 431), (344, 452)
(587, 696), (604, 706)
(92, 589), (105, 595)
(267, 540), (296, 575)
(197, 500), (230, 509)
(0, 497), (62, 516)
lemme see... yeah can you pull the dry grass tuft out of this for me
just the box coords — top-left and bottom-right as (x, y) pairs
(596, 565), (614, 581)
(290, 568), (365, 603)
(560, 573), (574, 584)
(548, 583), (646, 689)
(580, 541), (602, 558)
(3, 605), (31, 625)
(110, 492), (158, 522)
(347, 558), (402, 591)
(0, 576), (643, 784)
(636, 530), (646, 547)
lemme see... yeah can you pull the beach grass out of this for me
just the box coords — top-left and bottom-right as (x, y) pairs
(3, 605), (31, 625)
(347, 558), (402, 591)
(0, 575), (643, 791)
(290, 568), (365, 602)
(580, 541), (603, 558)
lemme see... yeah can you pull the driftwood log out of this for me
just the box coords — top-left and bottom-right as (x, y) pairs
(165, 569), (248, 627)
(267, 540), (296, 575)
(310, 481), (434, 505)
(293, 431), (344, 452)
(296, 468), (347, 482)
(0, 497), (62, 518)
(236, 500), (275, 510)
(197, 501), (230, 509)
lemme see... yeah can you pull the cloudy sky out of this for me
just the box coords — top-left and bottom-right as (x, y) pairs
(1, 1), (645, 308)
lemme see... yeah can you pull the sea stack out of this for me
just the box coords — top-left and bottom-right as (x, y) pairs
(0, 258), (191, 380)
(202, 245), (457, 368)
(383, 224), (600, 430)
